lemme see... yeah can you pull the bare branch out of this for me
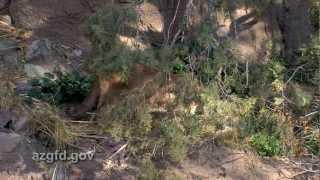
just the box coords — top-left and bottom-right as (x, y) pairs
(165, 0), (181, 46)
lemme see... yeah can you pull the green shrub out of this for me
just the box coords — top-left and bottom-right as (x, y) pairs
(88, 6), (138, 46)
(28, 72), (93, 104)
(201, 83), (256, 133)
(138, 158), (161, 180)
(249, 133), (282, 157)
(160, 119), (188, 163)
(182, 114), (202, 140)
(168, 137), (188, 163)
(100, 94), (153, 140)
(152, 47), (190, 74)
(238, 105), (297, 156)
(87, 6), (143, 79)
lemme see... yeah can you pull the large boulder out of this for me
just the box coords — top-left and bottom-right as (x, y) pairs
(9, 0), (116, 74)
(0, 39), (21, 78)
(23, 39), (77, 78)
(0, 109), (29, 133)
(0, 131), (22, 153)
(25, 39), (51, 62)
(0, 0), (8, 10)
(0, 110), (11, 128)
(23, 39), (53, 77)
(0, 131), (47, 179)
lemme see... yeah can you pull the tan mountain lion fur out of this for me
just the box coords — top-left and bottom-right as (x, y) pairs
(71, 64), (174, 118)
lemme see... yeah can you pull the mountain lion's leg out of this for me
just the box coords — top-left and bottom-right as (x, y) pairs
(97, 77), (113, 109)
(71, 79), (101, 118)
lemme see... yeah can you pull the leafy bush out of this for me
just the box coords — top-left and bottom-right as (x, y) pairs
(249, 133), (282, 157)
(28, 72), (93, 104)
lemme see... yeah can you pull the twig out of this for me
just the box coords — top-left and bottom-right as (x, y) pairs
(67, 120), (95, 124)
(289, 159), (320, 174)
(170, 29), (181, 47)
(165, 0), (181, 46)
(303, 111), (319, 118)
(152, 144), (158, 157)
(245, 60), (249, 87)
(285, 65), (305, 85)
(281, 65), (306, 104)
(70, 134), (112, 140)
(106, 143), (128, 160)
(281, 170), (309, 179)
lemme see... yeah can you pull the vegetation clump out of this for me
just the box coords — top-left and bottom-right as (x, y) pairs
(28, 72), (94, 105)
(88, 3), (320, 164)
(87, 6), (141, 79)
(249, 133), (282, 157)
(29, 104), (75, 149)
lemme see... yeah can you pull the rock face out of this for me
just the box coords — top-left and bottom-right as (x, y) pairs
(0, 0), (8, 10)
(217, 0), (312, 64)
(0, 110), (29, 133)
(9, 0), (55, 29)
(23, 39), (76, 78)
(8, 0), (116, 75)
(0, 131), (47, 179)
(212, 7), (273, 63)
(0, 40), (21, 78)
(23, 39), (53, 77)
(0, 132), (22, 153)
(0, 110), (11, 128)
(25, 39), (51, 62)
(9, 0), (111, 50)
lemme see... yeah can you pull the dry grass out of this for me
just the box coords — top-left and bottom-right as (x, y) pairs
(28, 103), (75, 150)
(0, 81), (25, 113)
(28, 102), (107, 151)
